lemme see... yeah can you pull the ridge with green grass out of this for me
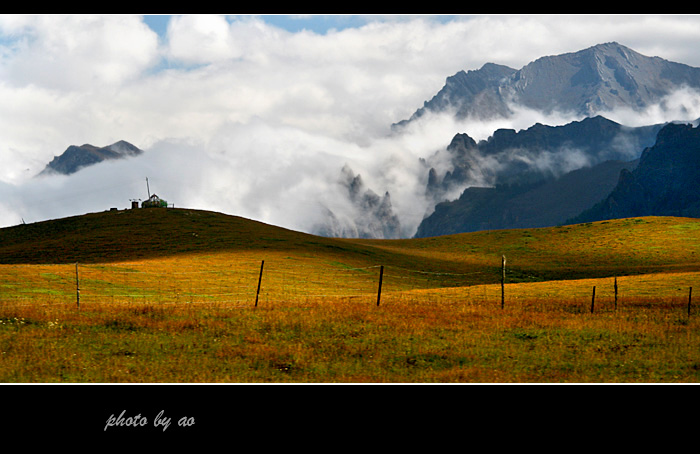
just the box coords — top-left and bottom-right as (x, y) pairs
(2, 208), (699, 286)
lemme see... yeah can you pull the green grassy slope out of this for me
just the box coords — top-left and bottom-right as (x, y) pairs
(1, 208), (698, 285)
(370, 216), (700, 282)
(0, 209), (481, 285)
(0, 208), (359, 263)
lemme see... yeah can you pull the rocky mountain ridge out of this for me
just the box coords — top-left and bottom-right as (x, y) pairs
(39, 140), (142, 176)
(404, 42), (700, 237)
(414, 115), (666, 236)
(424, 115), (662, 201)
(396, 42), (700, 126)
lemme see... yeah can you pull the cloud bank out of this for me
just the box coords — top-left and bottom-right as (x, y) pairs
(3, 15), (700, 237)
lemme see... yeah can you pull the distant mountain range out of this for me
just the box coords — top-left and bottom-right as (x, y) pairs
(415, 115), (668, 236)
(39, 140), (142, 176)
(396, 42), (700, 126)
(426, 115), (661, 194)
(407, 42), (700, 237)
(35, 42), (700, 239)
(417, 159), (641, 237)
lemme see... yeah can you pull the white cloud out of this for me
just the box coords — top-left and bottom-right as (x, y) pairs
(598, 85), (700, 127)
(0, 15), (159, 90)
(165, 15), (239, 63)
(3, 14), (700, 235)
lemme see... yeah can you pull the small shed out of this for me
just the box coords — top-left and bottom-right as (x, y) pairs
(141, 194), (168, 208)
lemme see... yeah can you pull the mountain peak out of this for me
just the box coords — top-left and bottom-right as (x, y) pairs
(39, 140), (143, 176)
(105, 140), (142, 157)
(509, 42), (684, 115)
(397, 42), (700, 125)
(585, 41), (628, 52)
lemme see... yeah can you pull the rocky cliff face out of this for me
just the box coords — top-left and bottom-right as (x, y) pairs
(414, 116), (664, 237)
(394, 62), (517, 126)
(570, 122), (700, 223)
(415, 159), (639, 237)
(423, 116), (660, 202)
(39, 140), (142, 176)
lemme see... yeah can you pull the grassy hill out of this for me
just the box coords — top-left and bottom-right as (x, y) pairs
(0, 208), (328, 264)
(2, 208), (700, 383)
(379, 216), (700, 282)
(1, 208), (699, 286)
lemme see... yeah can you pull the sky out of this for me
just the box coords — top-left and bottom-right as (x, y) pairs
(2, 14), (700, 236)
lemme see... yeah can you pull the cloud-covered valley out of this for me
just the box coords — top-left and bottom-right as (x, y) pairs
(3, 15), (700, 237)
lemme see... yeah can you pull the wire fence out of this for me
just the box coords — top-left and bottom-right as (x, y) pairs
(0, 259), (695, 316)
(0, 259), (491, 309)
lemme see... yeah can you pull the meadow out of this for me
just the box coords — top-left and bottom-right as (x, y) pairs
(1, 208), (699, 383)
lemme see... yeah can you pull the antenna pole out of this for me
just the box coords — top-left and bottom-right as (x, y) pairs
(146, 177), (150, 198)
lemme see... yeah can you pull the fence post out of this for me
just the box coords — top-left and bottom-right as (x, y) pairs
(75, 263), (80, 312)
(590, 286), (596, 313)
(501, 255), (506, 309)
(255, 260), (264, 308)
(689, 287), (693, 318)
(614, 277), (618, 311)
(376, 266), (384, 307)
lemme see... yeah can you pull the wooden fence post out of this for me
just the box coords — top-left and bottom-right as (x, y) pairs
(501, 255), (506, 309)
(376, 266), (384, 307)
(255, 260), (264, 308)
(590, 286), (596, 313)
(75, 263), (80, 312)
(689, 287), (693, 318)
(614, 277), (618, 311)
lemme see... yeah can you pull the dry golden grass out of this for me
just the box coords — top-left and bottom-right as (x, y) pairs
(1, 210), (699, 383)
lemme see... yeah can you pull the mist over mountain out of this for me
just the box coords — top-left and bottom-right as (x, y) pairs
(396, 42), (700, 126)
(394, 63), (518, 127)
(313, 164), (402, 239)
(23, 41), (700, 240)
(416, 159), (640, 237)
(423, 115), (661, 201)
(569, 122), (700, 223)
(39, 141), (143, 176)
(414, 116), (663, 236)
(398, 41), (700, 238)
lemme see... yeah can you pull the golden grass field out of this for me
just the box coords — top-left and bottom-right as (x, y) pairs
(1, 208), (699, 383)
